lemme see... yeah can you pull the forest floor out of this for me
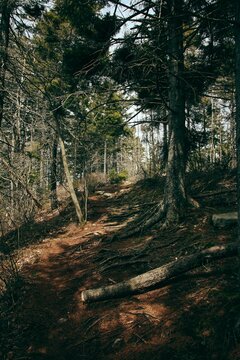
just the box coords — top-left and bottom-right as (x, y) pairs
(1, 170), (240, 360)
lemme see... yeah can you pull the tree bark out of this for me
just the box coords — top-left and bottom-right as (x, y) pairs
(161, 122), (168, 168)
(50, 133), (58, 210)
(81, 243), (237, 303)
(103, 139), (107, 179)
(0, 0), (11, 128)
(59, 135), (84, 225)
(235, 0), (240, 245)
(54, 115), (84, 225)
(210, 98), (215, 164)
(163, 0), (187, 225)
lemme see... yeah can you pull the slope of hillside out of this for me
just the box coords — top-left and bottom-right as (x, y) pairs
(0, 172), (239, 360)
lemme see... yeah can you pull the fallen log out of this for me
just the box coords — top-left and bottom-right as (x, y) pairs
(81, 243), (238, 303)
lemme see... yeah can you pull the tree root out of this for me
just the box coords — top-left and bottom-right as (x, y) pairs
(117, 203), (165, 240)
(115, 194), (202, 240)
(95, 236), (180, 270)
(100, 259), (148, 273)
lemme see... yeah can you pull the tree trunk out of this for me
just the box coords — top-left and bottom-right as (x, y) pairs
(163, 0), (187, 225)
(235, 0), (240, 245)
(103, 139), (107, 179)
(210, 98), (215, 164)
(39, 148), (44, 192)
(54, 116), (84, 225)
(0, 1), (11, 128)
(230, 88), (237, 168)
(81, 243), (237, 303)
(162, 122), (168, 168)
(50, 133), (58, 210)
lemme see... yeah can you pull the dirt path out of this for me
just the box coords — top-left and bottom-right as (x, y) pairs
(1, 185), (240, 360)
(0, 191), (104, 357)
(13, 195), (118, 359)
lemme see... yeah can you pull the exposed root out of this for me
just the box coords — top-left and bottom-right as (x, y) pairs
(117, 203), (165, 240)
(116, 194), (201, 240)
(94, 243), (151, 265)
(100, 259), (148, 273)
(187, 196), (201, 208)
(95, 236), (183, 273)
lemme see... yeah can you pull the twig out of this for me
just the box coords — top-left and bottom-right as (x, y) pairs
(133, 332), (148, 344)
(84, 315), (109, 335)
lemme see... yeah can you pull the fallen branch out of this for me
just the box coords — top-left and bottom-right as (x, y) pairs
(81, 243), (238, 303)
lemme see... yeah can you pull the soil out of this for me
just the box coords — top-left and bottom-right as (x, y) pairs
(0, 174), (240, 360)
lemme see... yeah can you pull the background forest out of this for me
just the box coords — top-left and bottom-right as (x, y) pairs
(0, 0), (239, 233)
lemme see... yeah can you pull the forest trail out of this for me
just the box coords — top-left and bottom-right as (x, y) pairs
(1, 180), (240, 360)
(3, 187), (123, 359)
(1, 1), (240, 359)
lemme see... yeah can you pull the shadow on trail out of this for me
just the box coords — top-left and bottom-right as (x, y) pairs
(0, 228), (126, 359)
(1, 218), (239, 360)
(1, 179), (239, 359)
(0, 195), (111, 255)
(0, 205), (73, 254)
(8, 246), (239, 360)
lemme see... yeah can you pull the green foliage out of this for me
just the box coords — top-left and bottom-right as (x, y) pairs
(29, 171), (39, 185)
(109, 169), (128, 184)
(56, 0), (108, 30)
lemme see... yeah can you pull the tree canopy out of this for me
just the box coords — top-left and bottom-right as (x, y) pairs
(0, 0), (239, 228)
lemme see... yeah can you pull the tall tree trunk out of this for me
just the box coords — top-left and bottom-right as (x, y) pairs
(50, 133), (58, 210)
(163, 0), (187, 224)
(54, 115), (84, 225)
(235, 0), (240, 245)
(210, 98), (215, 164)
(150, 121), (156, 176)
(58, 134), (84, 225)
(103, 139), (107, 179)
(231, 88), (237, 168)
(0, 1), (11, 128)
(39, 148), (44, 191)
(219, 119), (222, 164)
(161, 122), (168, 169)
